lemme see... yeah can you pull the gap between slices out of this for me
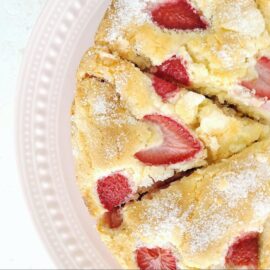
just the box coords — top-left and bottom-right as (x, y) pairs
(225, 232), (259, 269)
(151, 0), (208, 31)
(242, 57), (270, 100)
(136, 247), (177, 270)
(138, 170), (194, 198)
(135, 114), (202, 166)
(101, 170), (194, 229)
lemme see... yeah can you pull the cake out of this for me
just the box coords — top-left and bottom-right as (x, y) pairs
(257, 0), (270, 32)
(71, 47), (268, 217)
(71, 1), (270, 269)
(98, 140), (270, 269)
(95, 0), (270, 122)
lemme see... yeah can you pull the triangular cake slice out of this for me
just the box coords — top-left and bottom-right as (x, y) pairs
(71, 47), (268, 217)
(95, 0), (270, 122)
(98, 139), (270, 269)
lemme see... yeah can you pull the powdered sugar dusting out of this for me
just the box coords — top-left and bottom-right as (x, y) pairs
(92, 95), (108, 115)
(186, 154), (270, 253)
(134, 192), (184, 242)
(107, 0), (169, 42)
(91, 90), (136, 126)
(188, 206), (234, 254)
(218, 0), (265, 37)
(104, 147), (117, 160)
(253, 193), (270, 219)
(216, 44), (236, 69)
(213, 156), (270, 207)
(107, 0), (149, 42)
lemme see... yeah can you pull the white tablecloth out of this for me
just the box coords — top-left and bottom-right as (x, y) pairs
(0, 0), (55, 268)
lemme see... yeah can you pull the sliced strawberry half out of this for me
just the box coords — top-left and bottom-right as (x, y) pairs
(135, 114), (202, 166)
(242, 56), (270, 100)
(152, 56), (190, 86)
(152, 75), (179, 101)
(225, 232), (259, 269)
(97, 173), (132, 211)
(136, 247), (177, 270)
(151, 0), (208, 31)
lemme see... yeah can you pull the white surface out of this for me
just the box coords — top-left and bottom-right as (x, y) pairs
(0, 0), (55, 268)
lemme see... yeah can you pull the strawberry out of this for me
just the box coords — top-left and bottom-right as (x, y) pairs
(97, 173), (132, 211)
(151, 0), (208, 30)
(242, 56), (270, 100)
(135, 114), (202, 166)
(136, 247), (177, 270)
(103, 208), (123, 229)
(225, 232), (259, 269)
(152, 56), (190, 86)
(152, 75), (179, 101)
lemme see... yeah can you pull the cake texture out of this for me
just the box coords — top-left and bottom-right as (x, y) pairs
(95, 0), (270, 122)
(72, 47), (268, 217)
(98, 140), (270, 269)
(71, 1), (270, 269)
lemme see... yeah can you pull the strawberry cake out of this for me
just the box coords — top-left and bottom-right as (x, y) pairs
(71, 1), (270, 269)
(71, 47), (268, 217)
(98, 140), (270, 269)
(95, 0), (270, 122)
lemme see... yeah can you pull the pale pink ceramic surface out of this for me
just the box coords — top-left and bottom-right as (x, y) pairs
(16, 0), (120, 269)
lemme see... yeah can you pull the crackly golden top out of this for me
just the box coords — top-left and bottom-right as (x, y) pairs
(96, 0), (269, 81)
(95, 0), (270, 121)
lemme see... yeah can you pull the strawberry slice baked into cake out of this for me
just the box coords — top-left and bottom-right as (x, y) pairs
(72, 47), (268, 216)
(95, 0), (270, 122)
(71, 1), (270, 269)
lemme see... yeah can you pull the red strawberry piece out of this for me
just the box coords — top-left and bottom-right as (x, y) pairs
(152, 56), (190, 86)
(97, 173), (132, 211)
(242, 56), (270, 100)
(225, 232), (259, 269)
(103, 208), (123, 229)
(136, 247), (177, 270)
(152, 75), (179, 101)
(134, 114), (202, 166)
(151, 0), (208, 31)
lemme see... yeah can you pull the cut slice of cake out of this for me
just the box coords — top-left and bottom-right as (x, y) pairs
(72, 52), (206, 218)
(71, 47), (269, 217)
(98, 139), (270, 269)
(95, 0), (270, 122)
